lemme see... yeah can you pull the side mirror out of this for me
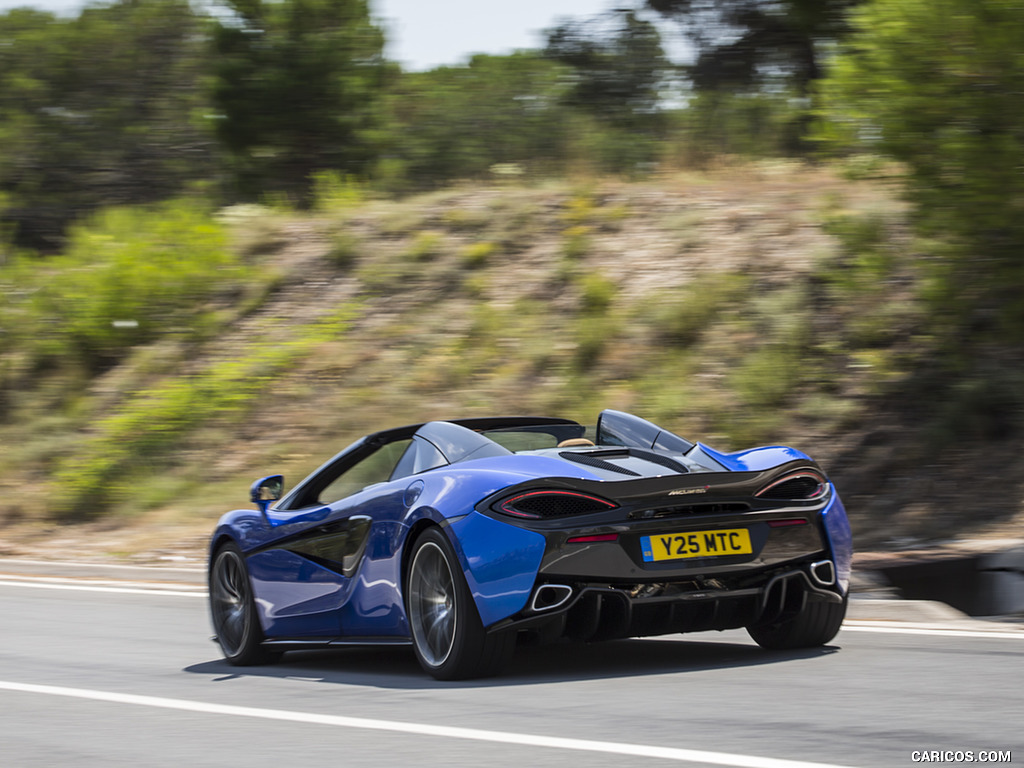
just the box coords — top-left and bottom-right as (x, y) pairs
(250, 475), (284, 508)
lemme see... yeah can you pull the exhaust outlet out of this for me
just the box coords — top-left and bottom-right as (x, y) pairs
(809, 560), (836, 587)
(530, 584), (573, 612)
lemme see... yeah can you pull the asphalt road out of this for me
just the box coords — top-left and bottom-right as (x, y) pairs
(0, 573), (1021, 768)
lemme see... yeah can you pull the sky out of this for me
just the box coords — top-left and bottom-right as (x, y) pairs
(0, 0), (640, 72)
(374, 0), (628, 71)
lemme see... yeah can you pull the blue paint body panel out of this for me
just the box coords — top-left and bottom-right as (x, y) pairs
(337, 521), (408, 636)
(695, 442), (812, 472)
(247, 549), (347, 637)
(821, 492), (854, 596)
(445, 512), (547, 626)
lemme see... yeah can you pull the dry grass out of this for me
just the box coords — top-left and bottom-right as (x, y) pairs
(3, 164), (1021, 560)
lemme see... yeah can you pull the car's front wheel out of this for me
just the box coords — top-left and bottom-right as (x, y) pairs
(747, 595), (847, 650)
(209, 542), (280, 666)
(405, 528), (515, 680)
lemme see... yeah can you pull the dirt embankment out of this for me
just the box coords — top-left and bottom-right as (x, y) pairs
(2, 165), (1022, 564)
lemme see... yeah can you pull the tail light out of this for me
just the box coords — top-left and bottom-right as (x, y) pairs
(498, 490), (618, 519)
(756, 471), (828, 501)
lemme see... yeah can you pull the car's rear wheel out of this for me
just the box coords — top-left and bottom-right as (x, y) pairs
(209, 542), (280, 666)
(747, 595), (847, 650)
(405, 527), (515, 680)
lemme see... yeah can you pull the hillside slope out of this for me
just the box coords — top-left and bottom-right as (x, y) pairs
(2, 164), (1022, 562)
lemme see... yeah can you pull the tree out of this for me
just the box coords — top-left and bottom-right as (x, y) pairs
(0, 1), (216, 249)
(373, 53), (572, 192)
(647, 0), (859, 94)
(544, 9), (672, 126)
(819, 0), (1024, 340)
(210, 0), (388, 202)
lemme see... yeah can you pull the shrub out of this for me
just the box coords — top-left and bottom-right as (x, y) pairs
(652, 272), (751, 348)
(403, 230), (445, 262)
(51, 304), (356, 517)
(326, 230), (361, 269)
(459, 241), (497, 269)
(561, 225), (591, 260)
(578, 273), (616, 314)
(17, 199), (244, 372)
(311, 171), (365, 213)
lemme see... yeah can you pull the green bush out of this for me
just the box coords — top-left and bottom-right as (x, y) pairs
(442, 208), (491, 232)
(15, 199), (244, 372)
(672, 91), (806, 164)
(579, 273), (616, 314)
(818, 207), (894, 293)
(730, 345), (799, 409)
(51, 304), (356, 517)
(403, 230), (445, 262)
(561, 225), (591, 260)
(459, 241), (497, 269)
(311, 171), (365, 213)
(652, 272), (751, 348)
(819, 0), (1024, 343)
(326, 230), (361, 269)
(573, 316), (613, 371)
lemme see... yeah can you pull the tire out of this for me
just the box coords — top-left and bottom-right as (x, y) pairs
(209, 542), (281, 666)
(405, 527), (515, 680)
(747, 595), (847, 650)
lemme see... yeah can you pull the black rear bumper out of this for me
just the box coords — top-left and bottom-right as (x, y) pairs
(489, 560), (843, 642)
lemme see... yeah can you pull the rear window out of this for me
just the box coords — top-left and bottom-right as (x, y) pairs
(485, 430), (560, 452)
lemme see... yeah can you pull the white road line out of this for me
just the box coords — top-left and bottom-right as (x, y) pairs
(0, 573), (206, 589)
(0, 680), (856, 768)
(0, 579), (205, 598)
(840, 624), (1024, 640)
(0, 558), (203, 574)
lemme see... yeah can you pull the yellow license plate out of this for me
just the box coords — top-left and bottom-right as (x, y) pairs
(641, 528), (753, 562)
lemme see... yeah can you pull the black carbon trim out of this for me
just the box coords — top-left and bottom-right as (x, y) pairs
(262, 637), (413, 651)
(250, 515), (373, 578)
(488, 562), (841, 641)
(558, 451), (642, 476)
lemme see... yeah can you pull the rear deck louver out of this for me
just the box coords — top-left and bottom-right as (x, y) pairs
(755, 471), (827, 501)
(499, 490), (618, 519)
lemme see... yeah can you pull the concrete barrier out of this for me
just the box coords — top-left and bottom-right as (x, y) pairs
(865, 544), (1024, 617)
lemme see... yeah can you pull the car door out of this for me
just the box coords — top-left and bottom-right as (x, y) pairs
(247, 439), (412, 639)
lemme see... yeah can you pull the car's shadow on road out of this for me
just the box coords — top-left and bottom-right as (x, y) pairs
(184, 636), (840, 690)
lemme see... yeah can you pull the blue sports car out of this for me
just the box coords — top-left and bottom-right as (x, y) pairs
(208, 410), (853, 679)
